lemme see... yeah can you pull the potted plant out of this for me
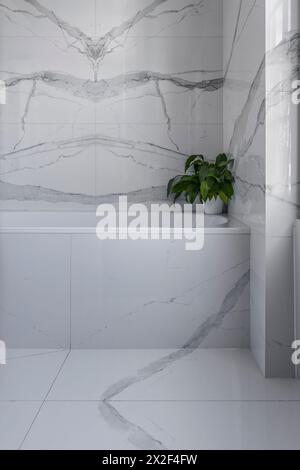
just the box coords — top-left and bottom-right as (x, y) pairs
(167, 153), (235, 215)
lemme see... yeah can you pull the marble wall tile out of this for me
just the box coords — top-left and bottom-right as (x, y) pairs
(223, 0), (265, 73)
(265, 236), (295, 377)
(264, 0), (300, 376)
(250, 230), (266, 374)
(224, 0), (300, 376)
(0, 0), (223, 209)
(71, 234), (250, 349)
(266, 91), (300, 237)
(223, 0), (266, 374)
(223, 0), (266, 232)
(0, 234), (71, 348)
(94, 83), (223, 126)
(0, 0), (95, 37)
(95, 0), (223, 38)
(0, 124), (96, 198)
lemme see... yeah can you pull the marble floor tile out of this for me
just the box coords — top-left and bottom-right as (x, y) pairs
(0, 401), (41, 450)
(48, 349), (300, 402)
(0, 349), (69, 400)
(2, 349), (300, 450)
(48, 349), (171, 401)
(21, 400), (300, 450)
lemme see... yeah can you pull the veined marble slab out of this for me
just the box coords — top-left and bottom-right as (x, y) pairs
(0, 0), (223, 209)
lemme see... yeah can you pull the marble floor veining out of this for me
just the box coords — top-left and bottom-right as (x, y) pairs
(1, 348), (300, 450)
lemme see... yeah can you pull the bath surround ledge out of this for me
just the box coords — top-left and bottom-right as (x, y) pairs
(0, 212), (250, 235)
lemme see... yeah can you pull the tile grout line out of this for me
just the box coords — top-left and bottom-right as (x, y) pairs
(94, 0), (97, 213)
(7, 349), (66, 361)
(2, 398), (300, 406)
(14, 399), (300, 403)
(2, 398), (300, 403)
(69, 234), (72, 350)
(18, 349), (71, 450)
(0, 35), (224, 39)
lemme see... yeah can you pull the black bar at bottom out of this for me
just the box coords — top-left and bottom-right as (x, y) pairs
(0, 450), (299, 465)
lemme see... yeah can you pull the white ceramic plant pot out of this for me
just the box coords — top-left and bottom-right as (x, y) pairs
(204, 197), (224, 215)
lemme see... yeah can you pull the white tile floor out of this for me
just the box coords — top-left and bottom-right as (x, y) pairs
(1, 348), (300, 450)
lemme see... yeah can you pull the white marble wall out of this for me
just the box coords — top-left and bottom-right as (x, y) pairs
(265, 0), (300, 377)
(0, 0), (223, 210)
(0, 231), (250, 349)
(223, 0), (267, 373)
(1, 1), (298, 376)
(224, 0), (300, 377)
(223, 0), (266, 231)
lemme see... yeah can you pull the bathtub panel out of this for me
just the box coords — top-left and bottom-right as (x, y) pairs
(0, 234), (71, 348)
(71, 234), (250, 349)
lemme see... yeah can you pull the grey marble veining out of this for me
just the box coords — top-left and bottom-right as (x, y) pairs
(71, 233), (250, 350)
(0, 0), (223, 208)
(21, 0), (203, 79)
(227, 25), (300, 227)
(101, 269), (249, 401)
(99, 269), (250, 449)
(5, 71), (224, 100)
(224, 0), (300, 377)
(0, 180), (168, 205)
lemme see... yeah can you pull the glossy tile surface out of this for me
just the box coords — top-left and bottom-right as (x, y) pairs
(48, 349), (300, 402)
(224, 0), (266, 233)
(0, 227), (250, 350)
(0, 401), (41, 450)
(19, 400), (300, 450)
(2, 348), (300, 450)
(71, 234), (250, 349)
(0, 0), (223, 210)
(0, 234), (71, 348)
(0, 349), (68, 400)
(222, 0), (267, 375)
(224, 0), (300, 377)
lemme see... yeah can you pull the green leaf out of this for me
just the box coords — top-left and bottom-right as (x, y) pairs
(186, 185), (199, 204)
(167, 175), (182, 197)
(174, 192), (183, 203)
(200, 180), (209, 201)
(198, 164), (210, 180)
(223, 182), (234, 199)
(216, 153), (228, 168)
(185, 155), (204, 173)
(219, 191), (229, 204)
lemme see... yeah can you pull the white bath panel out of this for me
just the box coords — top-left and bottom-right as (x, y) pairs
(0, 234), (71, 348)
(71, 233), (250, 349)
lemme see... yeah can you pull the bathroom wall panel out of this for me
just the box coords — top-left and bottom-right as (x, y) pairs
(94, 0), (223, 38)
(223, 0), (266, 374)
(0, 234), (71, 348)
(223, 0), (266, 231)
(71, 234), (250, 349)
(264, 0), (300, 376)
(224, 0), (300, 376)
(0, 0), (223, 210)
(265, 236), (294, 377)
